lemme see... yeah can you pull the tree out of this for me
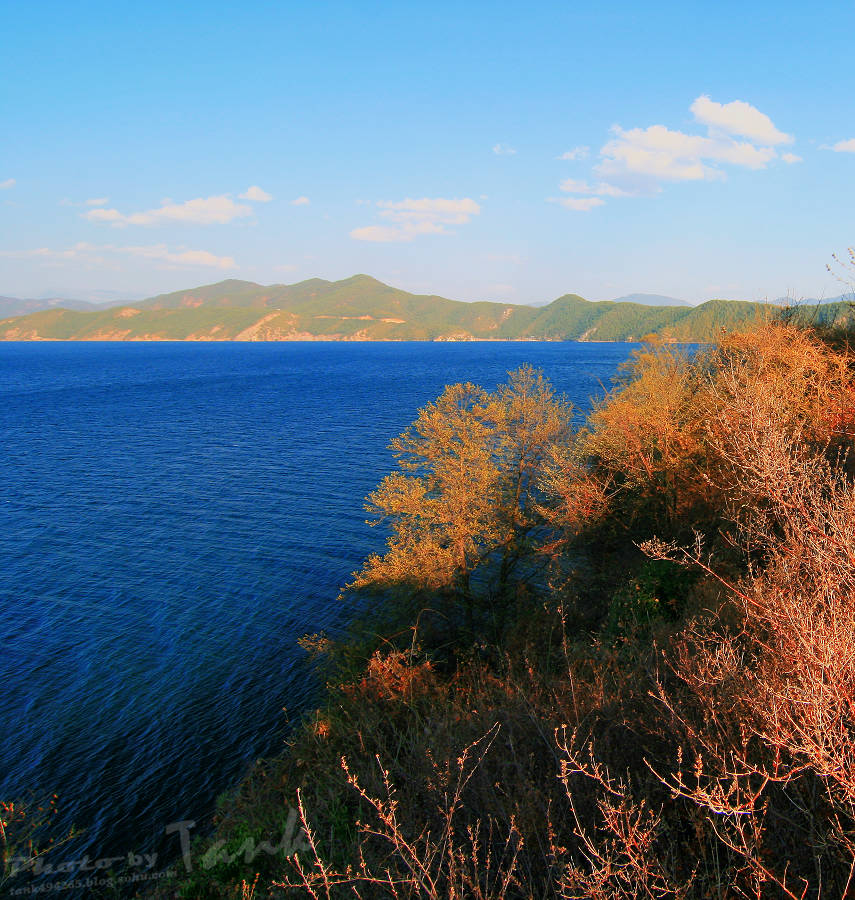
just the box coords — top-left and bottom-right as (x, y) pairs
(349, 365), (572, 631)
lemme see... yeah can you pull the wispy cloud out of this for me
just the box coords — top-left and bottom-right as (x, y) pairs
(547, 178), (627, 212)
(0, 245), (93, 262)
(291, 196), (310, 206)
(549, 196), (604, 211)
(1, 242), (235, 269)
(0, 178), (15, 190)
(121, 244), (236, 268)
(84, 194), (254, 226)
(60, 196), (110, 208)
(557, 146), (589, 161)
(350, 225), (413, 243)
(781, 152), (803, 164)
(493, 143), (517, 156)
(485, 252), (525, 265)
(350, 197), (481, 242)
(558, 178), (629, 197)
(487, 283), (515, 295)
(239, 185), (272, 202)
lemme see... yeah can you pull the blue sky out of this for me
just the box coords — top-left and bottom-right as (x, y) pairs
(3, 0), (855, 304)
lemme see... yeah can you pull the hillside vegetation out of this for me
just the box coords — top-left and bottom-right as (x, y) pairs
(1, 274), (838, 342)
(137, 317), (855, 899)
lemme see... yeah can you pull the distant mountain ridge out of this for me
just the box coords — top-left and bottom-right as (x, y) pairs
(0, 274), (847, 343)
(0, 296), (106, 318)
(608, 293), (691, 307)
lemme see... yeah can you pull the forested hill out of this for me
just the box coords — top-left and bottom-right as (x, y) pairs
(0, 274), (842, 342)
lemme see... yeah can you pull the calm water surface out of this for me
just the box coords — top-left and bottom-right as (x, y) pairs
(0, 341), (635, 884)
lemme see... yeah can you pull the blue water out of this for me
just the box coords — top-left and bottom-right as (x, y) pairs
(0, 341), (634, 884)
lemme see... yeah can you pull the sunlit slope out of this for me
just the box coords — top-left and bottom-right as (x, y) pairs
(0, 275), (777, 341)
(0, 305), (268, 340)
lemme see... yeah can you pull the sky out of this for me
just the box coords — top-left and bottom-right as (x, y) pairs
(3, 0), (855, 305)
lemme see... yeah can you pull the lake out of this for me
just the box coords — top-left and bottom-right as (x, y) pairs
(0, 340), (636, 888)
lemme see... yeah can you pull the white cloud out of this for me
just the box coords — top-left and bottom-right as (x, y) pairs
(829, 138), (855, 153)
(493, 143), (517, 156)
(351, 197), (481, 242)
(552, 96), (794, 211)
(0, 178), (15, 190)
(240, 185), (272, 202)
(0, 242), (235, 269)
(557, 146), (589, 160)
(291, 196), (310, 206)
(84, 194), (253, 227)
(549, 196), (605, 211)
(598, 123), (777, 184)
(690, 95), (793, 145)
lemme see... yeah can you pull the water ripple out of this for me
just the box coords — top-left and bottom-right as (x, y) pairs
(0, 340), (632, 891)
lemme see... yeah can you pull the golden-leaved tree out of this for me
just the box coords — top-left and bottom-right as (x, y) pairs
(349, 365), (572, 631)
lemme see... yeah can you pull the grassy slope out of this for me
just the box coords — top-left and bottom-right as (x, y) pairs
(0, 274), (779, 342)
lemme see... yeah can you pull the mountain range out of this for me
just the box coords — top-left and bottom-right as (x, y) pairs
(0, 275), (851, 343)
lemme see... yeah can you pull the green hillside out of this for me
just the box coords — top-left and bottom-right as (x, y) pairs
(0, 274), (781, 342)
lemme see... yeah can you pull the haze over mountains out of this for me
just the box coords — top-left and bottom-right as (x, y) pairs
(0, 296), (107, 318)
(0, 275), (850, 343)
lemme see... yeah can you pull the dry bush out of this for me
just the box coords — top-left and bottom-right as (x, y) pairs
(273, 725), (526, 899)
(634, 325), (855, 897)
(171, 320), (855, 900)
(537, 322), (855, 899)
(563, 322), (855, 555)
(579, 341), (708, 533)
